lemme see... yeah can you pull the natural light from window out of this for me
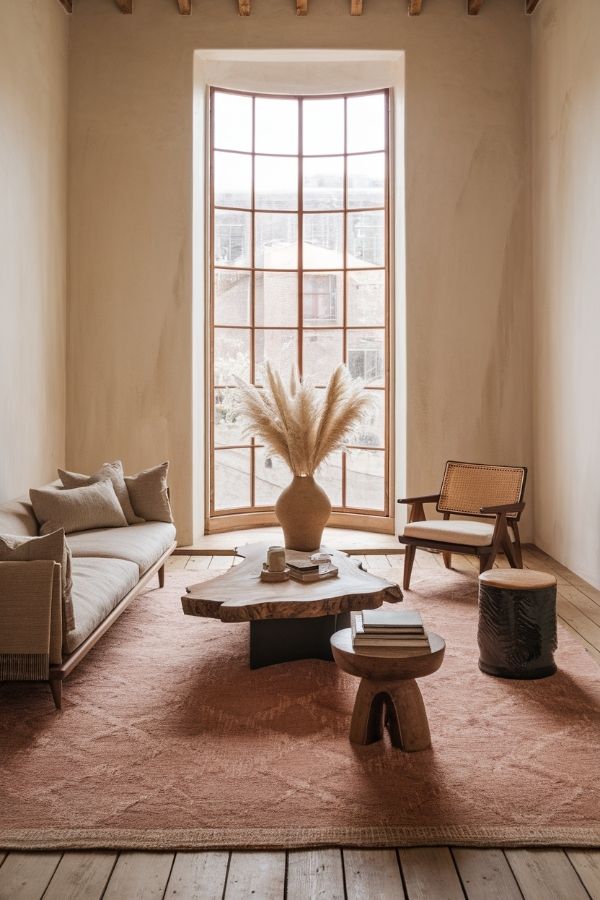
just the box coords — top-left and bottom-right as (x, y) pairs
(209, 87), (390, 525)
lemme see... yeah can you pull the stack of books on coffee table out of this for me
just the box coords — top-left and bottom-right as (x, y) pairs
(286, 557), (339, 583)
(351, 609), (430, 656)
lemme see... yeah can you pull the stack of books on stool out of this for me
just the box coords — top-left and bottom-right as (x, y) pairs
(351, 609), (431, 656)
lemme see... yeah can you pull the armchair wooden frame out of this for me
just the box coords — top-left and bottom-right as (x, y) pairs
(397, 461), (527, 590)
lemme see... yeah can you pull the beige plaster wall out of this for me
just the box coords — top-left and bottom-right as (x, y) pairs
(532, 0), (600, 587)
(0, 0), (69, 502)
(68, 0), (532, 544)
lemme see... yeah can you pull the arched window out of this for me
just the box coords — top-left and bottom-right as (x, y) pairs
(209, 88), (391, 530)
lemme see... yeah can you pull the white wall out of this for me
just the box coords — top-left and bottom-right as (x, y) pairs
(532, 0), (600, 587)
(0, 0), (69, 502)
(67, 0), (532, 544)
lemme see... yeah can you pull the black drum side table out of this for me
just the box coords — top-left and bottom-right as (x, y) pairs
(478, 569), (557, 679)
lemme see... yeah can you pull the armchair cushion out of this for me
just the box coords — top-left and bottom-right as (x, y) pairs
(58, 460), (142, 525)
(402, 519), (495, 547)
(0, 529), (74, 632)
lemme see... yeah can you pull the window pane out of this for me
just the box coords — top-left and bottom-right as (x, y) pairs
(255, 272), (298, 326)
(255, 213), (298, 269)
(255, 156), (298, 211)
(214, 92), (252, 153)
(303, 156), (344, 211)
(214, 328), (250, 385)
(214, 151), (252, 209)
(255, 446), (290, 506)
(353, 390), (385, 447)
(214, 388), (247, 447)
(303, 329), (343, 384)
(255, 329), (298, 385)
(303, 98), (344, 155)
(347, 210), (385, 268)
(346, 449), (385, 510)
(303, 272), (343, 326)
(347, 329), (385, 386)
(303, 213), (343, 269)
(214, 210), (251, 267)
(255, 98), (298, 154)
(214, 270), (251, 326)
(347, 270), (385, 326)
(348, 152), (385, 209)
(214, 448), (251, 510)
(347, 93), (386, 153)
(315, 451), (343, 507)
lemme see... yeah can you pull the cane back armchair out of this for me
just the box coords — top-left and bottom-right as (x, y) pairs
(398, 461), (527, 590)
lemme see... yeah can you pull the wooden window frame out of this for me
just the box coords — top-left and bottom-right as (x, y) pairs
(206, 87), (394, 535)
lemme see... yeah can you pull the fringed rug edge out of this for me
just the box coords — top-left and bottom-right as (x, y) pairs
(2, 825), (599, 851)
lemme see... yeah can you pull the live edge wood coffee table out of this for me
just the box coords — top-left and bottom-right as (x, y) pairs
(182, 542), (402, 668)
(330, 629), (445, 751)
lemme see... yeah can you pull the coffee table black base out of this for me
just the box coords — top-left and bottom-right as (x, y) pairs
(250, 612), (351, 668)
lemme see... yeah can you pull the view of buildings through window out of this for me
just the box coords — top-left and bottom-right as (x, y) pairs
(210, 88), (390, 520)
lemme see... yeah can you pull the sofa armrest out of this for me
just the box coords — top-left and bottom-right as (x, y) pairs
(0, 560), (62, 680)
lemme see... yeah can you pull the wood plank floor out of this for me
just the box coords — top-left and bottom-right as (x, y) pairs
(1, 847), (598, 899)
(2, 545), (598, 900)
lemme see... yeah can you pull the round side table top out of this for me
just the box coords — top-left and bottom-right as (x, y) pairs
(330, 629), (445, 681)
(479, 569), (556, 591)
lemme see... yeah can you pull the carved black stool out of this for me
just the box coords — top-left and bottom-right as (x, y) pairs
(478, 569), (557, 679)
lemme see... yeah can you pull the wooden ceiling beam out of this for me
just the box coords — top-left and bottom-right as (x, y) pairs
(239, 0), (250, 13)
(468, 0), (482, 13)
(526, 0), (542, 12)
(177, 0), (192, 13)
(57, 0), (72, 12)
(296, 0), (308, 14)
(408, 0), (422, 16)
(350, 0), (363, 13)
(114, 0), (132, 12)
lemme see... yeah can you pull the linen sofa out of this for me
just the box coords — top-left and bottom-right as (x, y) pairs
(0, 487), (176, 709)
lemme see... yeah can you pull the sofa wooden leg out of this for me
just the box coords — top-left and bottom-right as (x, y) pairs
(403, 546), (416, 590)
(442, 552), (452, 569)
(49, 678), (62, 710)
(158, 564), (165, 588)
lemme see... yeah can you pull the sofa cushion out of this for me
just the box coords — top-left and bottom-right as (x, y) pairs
(66, 522), (176, 575)
(0, 497), (39, 538)
(0, 530), (75, 632)
(65, 557), (139, 654)
(58, 460), (143, 525)
(124, 462), (173, 523)
(30, 481), (128, 536)
(402, 519), (495, 547)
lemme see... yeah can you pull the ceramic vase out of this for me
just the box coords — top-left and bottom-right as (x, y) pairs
(275, 475), (331, 551)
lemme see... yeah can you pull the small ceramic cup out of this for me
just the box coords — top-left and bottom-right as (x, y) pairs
(267, 545), (286, 573)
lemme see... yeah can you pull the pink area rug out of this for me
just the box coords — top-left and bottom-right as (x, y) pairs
(1, 567), (599, 850)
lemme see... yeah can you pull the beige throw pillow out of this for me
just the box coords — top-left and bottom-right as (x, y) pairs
(124, 462), (173, 523)
(0, 529), (74, 633)
(30, 481), (128, 536)
(58, 460), (142, 525)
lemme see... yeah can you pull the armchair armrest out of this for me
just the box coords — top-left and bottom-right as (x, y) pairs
(0, 560), (62, 680)
(398, 494), (440, 505)
(480, 502), (525, 515)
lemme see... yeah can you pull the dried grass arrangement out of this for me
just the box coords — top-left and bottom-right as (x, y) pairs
(234, 363), (372, 476)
